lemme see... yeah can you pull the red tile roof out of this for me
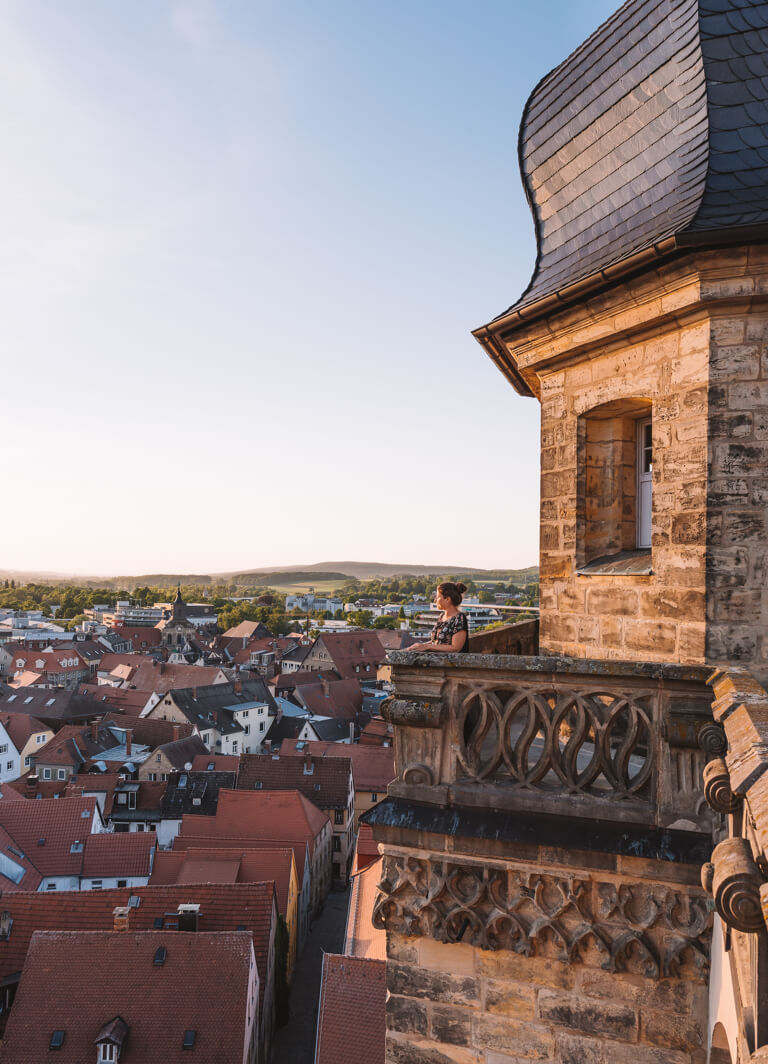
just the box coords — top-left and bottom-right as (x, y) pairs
(172, 835), (310, 885)
(0, 822), (42, 891)
(313, 631), (387, 681)
(179, 788), (329, 853)
(0, 882), (276, 1019)
(102, 713), (194, 747)
(315, 955), (385, 1064)
(1, 930), (253, 1063)
(116, 626), (164, 652)
(0, 797), (100, 875)
(151, 847), (294, 913)
(275, 669), (339, 691)
(354, 824), (381, 870)
(295, 679), (363, 721)
(190, 754), (239, 773)
(1, 714), (49, 751)
(78, 684), (152, 717)
(280, 741), (395, 791)
(81, 832), (155, 878)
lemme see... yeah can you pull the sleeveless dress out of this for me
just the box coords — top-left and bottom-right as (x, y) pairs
(431, 611), (469, 651)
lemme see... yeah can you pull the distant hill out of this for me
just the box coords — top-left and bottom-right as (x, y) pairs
(0, 561), (538, 588)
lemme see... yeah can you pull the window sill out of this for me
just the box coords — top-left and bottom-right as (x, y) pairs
(576, 549), (652, 576)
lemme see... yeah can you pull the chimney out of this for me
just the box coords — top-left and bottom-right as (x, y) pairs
(192, 687), (197, 699)
(173, 725), (181, 742)
(125, 730), (132, 757)
(177, 903), (200, 932)
(349, 721), (355, 743)
(113, 905), (131, 933)
(303, 750), (313, 775)
(320, 677), (329, 697)
(90, 720), (99, 742)
(234, 679), (242, 694)
(263, 740), (272, 755)
(26, 775), (38, 796)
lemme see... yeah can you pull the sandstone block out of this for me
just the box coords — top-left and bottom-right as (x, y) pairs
(429, 1006), (471, 1047)
(585, 588), (638, 616)
(483, 979), (537, 1019)
(711, 318), (746, 345)
(623, 620), (677, 655)
(388, 963), (480, 1007)
(386, 1031), (482, 1064)
(639, 1006), (704, 1051)
(387, 995), (429, 1037)
(418, 939), (475, 976)
(470, 1016), (555, 1058)
(553, 1030), (603, 1064)
(596, 1040), (691, 1064)
(537, 989), (638, 1041)
(475, 950), (574, 991)
(710, 343), (760, 381)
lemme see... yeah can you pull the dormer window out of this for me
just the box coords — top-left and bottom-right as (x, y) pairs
(98, 1043), (116, 1062)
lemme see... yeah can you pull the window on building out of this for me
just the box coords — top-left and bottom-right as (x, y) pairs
(577, 398), (653, 569)
(42, 768), (51, 780)
(98, 1043), (116, 1061)
(370, 792), (378, 802)
(5, 761), (12, 771)
(57, 769), (66, 780)
(36, 734), (46, 744)
(148, 773), (156, 782)
(334, 810), (344, 825)
(260, 722), (265, 732)
(332, 837), (341, 852)
(117, 879), (127, 888)
(24, 756), (31, 767)
(91, 880), (103, 890)
(232, 742), (238, 754)
(0, 745), (7, 755)
(244, 725), (250, 735)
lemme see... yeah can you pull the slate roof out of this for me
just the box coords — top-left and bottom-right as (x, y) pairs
(160, 772), (237, 818)
(0, 882), (276, 1020)
(152, 735), (209, 771)
(475, 0), (768, 352)
(0, 688), (106, 725)
(0, 930), (253, 1064)
(237, 753), (351, 810)
(315, 955), (386, 1064)
(159, 679), (277, 734)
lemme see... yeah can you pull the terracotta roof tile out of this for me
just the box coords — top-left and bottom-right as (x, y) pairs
(0, 797), (100, 876)
(181, 788), (329, 851)
(315, 955), (385, 1064)
(151, 846), (294, 912)
(81, 832), (155, 878)
(237, 753), (352, 810)
(0, 882), (276, 1020)
(280, 741), (395, 791)
(172, 835), (310, 884)
(1, 930), (253, 1063)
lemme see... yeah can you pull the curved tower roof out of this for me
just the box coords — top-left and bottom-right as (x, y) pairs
(478, 0), (768, 331)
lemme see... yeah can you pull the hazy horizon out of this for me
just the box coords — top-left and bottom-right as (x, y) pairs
(2, 0), (617, 573)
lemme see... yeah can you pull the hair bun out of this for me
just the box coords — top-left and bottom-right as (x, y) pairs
(456, 582), (467, 595)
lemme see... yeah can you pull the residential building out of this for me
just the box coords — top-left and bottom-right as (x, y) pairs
(177, 788), (332, 918)
(8, 645), (91, 690)
(281, 740), (394, 827)
(301, 631), (386, 680)
(150, 845), (300, 980)
(5, 714), (54, 775)
(145, 679), (277, 756)
(0, 930), (258, 1064)
(31, 721), (151, 782)
(238, 751), (354, 884)
(0, 881), (278, 1058)
(137, 735), (209, 783)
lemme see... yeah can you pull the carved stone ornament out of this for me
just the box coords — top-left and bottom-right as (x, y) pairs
(702, 757), (740, 814)
(381, 696), (444, 729)
(373, 853), (711, 981)
(697, 722), (728, 758)
(709, 837), (765, 934)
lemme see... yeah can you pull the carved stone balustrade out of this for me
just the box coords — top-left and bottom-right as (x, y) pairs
(382, 651), (717, 831)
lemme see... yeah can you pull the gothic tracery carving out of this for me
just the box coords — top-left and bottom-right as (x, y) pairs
(373, 853), (711, 981)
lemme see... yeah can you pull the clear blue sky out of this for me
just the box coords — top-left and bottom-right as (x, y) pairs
(2, 0), (617, 576)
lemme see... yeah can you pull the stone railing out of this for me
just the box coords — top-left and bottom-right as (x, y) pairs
(466, 617), (539, 655)
(383, 651), (719, 830)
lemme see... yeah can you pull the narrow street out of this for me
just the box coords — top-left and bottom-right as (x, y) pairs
(271, 891), (349, 1064)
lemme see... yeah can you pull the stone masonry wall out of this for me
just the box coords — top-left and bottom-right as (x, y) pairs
(538, 313), (709, 663)
(385, 934), (707, 1064)
(706, 306), (768, 681)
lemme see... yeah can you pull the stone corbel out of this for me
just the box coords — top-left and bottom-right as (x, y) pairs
(381, 696), (444, 729)
(702, 837), (764, 933)
(702, 757), (741, 815)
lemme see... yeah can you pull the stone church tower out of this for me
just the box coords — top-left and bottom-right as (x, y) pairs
(368, 1), (768, 1062)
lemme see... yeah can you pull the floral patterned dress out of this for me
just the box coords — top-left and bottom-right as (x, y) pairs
(431, 611), (469, 651)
